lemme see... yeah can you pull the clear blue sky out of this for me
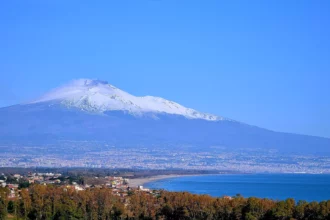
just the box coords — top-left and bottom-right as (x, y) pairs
(1, 0), (330, 138)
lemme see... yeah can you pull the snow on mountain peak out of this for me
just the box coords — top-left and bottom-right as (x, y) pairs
(30, 79), (224, 121)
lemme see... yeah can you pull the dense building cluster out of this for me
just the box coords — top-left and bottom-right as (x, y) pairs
(0, 172), (145, 203)
(1, 143), (329, 173)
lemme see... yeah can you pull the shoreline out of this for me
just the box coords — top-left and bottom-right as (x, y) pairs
(127, 173), (246, 188)
(128, 174), (194, 188)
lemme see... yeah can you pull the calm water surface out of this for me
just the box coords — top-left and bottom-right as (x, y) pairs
(145, 174), (330, 201)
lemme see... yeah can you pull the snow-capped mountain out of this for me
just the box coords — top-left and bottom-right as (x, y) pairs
(30, 79), (222, 121)
(0, 78), (330, 155)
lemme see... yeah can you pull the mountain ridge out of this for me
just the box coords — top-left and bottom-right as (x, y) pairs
(1, 78), (329, 155)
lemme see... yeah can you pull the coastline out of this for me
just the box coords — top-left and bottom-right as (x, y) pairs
(128, 174), (190, 188)
(128, 173), (234, 188)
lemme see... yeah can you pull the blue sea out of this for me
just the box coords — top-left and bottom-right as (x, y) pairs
(145, 174), (330, 202)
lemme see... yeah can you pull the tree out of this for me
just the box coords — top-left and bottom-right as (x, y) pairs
(294, 200), (307, 219)
(18, 188), (32, 219)
(0, 188), (9, 220)
(272, 198), (295, 220)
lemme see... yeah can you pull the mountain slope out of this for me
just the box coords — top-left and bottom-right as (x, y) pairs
(29, 79), (222, 121)
(1, 79), (330, 155)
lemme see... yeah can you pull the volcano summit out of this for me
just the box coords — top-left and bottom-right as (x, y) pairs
(30, 79), (222, 121)
(1, 79), (329, 155)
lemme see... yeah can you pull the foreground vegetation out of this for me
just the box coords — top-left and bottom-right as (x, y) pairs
(0, 185), (330, 220)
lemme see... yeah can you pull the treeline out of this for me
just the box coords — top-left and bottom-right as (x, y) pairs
(0, 185), (330, 220)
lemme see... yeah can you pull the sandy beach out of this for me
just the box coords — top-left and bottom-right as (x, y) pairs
(128, 174), (183, 188)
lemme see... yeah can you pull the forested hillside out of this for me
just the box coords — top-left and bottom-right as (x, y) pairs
(0, 185), (329, 220)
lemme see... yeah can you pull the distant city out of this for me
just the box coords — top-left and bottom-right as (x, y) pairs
(1, 141), (329, 173)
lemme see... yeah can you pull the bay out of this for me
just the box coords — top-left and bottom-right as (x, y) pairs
(145, 174), (330, 202)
